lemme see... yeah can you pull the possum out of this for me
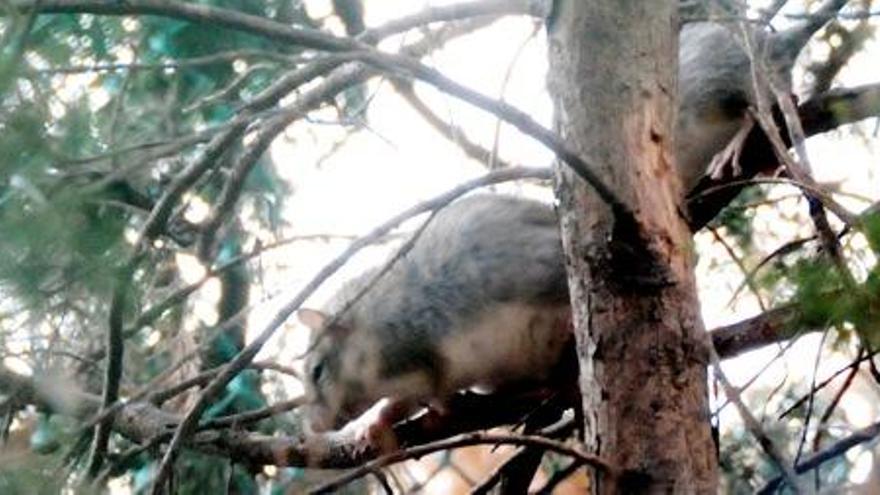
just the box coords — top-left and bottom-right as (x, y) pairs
(298, 4), (845, 435)
(299, 195), (570, 433)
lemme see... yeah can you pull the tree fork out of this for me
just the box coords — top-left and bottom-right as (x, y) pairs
(548, 1), (718, 492)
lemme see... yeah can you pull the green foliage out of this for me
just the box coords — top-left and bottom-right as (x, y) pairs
(204, 369), (267, 421)
(0, 0), (301, 311)
(782, 256), (880, 345)
(28, 414), (62, 454)
(0, 454), (67, 495)
(0, 178), (127, 307)
(0, 414), (82, 495)
(862, 211), (880, 254)
(133, 453), (258, 495)
(0, 1), (312, 491)
(715, 186), (766, 250)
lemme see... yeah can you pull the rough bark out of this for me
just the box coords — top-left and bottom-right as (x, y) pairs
(547, 1), (718, 492)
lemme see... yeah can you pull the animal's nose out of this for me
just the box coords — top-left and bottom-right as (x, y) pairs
(303, 405), (334, 433)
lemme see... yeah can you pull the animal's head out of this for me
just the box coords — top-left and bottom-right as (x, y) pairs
(298, 309), (376, 432)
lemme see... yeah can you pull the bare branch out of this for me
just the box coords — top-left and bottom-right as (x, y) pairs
(711, 305), (802, 359)
(758, 420), (880, 494)
(776, 0), (852, 60)
(197, 17), (496, 259)
(196, 61), (371, 259)
(31, 49), (299, 74)
(805, 20), (875, 96)
(811, 348), (863, 454)
(86, 47), (141, 478)
(0, 365), (580, 472)
(308, 429), (609, 495)
(149, 166), (553, 493)
(87, 259), (139, 478)
(709, 226), (768, 311)
(686, 82), (880, 230)
(779, 349), (880, 419)
(394, 79), (513, 169)
(354, 50), (631, 219)
(0, 300), (859, 479)
(9, 0), (537, 52)
(9, 0), (359, 51)
(199, 397), (306, 431)
(710, 347), (807, 493)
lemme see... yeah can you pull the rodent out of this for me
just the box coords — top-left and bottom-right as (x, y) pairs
(299, 194), (570, 433)
(299, 15), (835, 435)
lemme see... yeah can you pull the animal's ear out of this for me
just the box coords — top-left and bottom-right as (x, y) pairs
(298, 309), (352, 338)
(298, 309), (327, 330)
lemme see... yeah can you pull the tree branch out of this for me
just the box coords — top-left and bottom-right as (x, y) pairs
(710, 347), (807, 493)
(686, 82), (880, 230)
(711, 304), (802, 359)
(0, 366), (577, 471)
(149, 167), (554, 493)
(0, 296), (845, 477)
(9, 0), (358, 51)
(354, 49), (632, 219)
(308, 429), (609, 495)
(197, 17), (495, 259)
(9, 0), (538, 51)
(394, 79), (514, 169)
(758, 420), (880, 494)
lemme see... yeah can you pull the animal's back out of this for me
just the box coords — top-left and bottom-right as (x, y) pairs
(327, 194), (569, 392)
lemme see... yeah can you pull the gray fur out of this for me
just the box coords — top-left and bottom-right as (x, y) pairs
(302, 10), (845, 431)
(676, 8), (839, 191)
(676, 22), (779, 191)
(302, 195), (568, 431)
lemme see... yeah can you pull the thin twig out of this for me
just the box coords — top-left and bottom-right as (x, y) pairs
(710, 346), (807, 493)
(309, 431), (610, 494)
(353, 50), (630, 219)
(794, 330), (830, 464)
(757, 420), (880, 494)
(394, 79), (511, 169)
(710, 226), (767, 311)
(149, 167), (553, 494)
(487, 21), (541, 170)
(85, 258), (140, 478)
(712, 338), (800, 419)
(726, 236), (814, 308)
(779, 349), (880, 419)
(196, 61), (371, 259)
(811, 348), (862, 454)
(737, 11), (858, 282)
(33, 49), (300, 74)
(85, 47), (142, 476)
(199, 397), (306, 431)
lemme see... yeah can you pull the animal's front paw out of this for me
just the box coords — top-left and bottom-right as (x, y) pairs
(350, 417), (398, 454)
(708, 115), (754, 181)
(368, 420), (399, 453)
(336, 402), (403, 454)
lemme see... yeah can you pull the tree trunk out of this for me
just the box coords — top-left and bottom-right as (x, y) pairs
(547, 1), (718, 492)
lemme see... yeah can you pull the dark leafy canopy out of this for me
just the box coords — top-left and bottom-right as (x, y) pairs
(0, 2), (301, 309)
(0, 1), (306, 493)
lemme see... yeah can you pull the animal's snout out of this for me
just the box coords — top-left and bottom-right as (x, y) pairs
(302, 404), (335, 434)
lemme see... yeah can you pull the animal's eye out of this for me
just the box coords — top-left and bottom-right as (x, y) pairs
(310, 361), (325, 384)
